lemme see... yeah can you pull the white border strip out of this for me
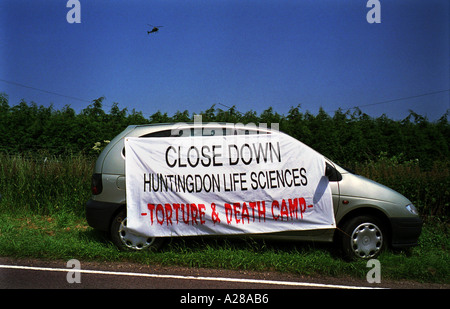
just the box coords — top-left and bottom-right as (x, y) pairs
(0, 264), (385, 289)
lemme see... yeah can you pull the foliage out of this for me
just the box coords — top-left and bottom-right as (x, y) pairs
(1, 94), (448, 168)
(0, 93), (449, 218)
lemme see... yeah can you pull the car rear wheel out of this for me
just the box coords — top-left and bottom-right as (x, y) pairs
(110, 210), (165, 251)
(339, 215), (387, 260)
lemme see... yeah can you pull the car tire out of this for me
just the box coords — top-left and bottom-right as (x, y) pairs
(339, 215), (387, 260)
(110, 209), (165, 251)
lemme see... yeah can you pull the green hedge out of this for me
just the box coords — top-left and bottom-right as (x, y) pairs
(1, 93), (449, 169)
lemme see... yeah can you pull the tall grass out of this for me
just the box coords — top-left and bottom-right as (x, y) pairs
(0, 153), (94, 217)
(0, 153), (448, 220)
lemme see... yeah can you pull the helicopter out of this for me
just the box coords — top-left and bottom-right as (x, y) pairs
(147, 24), (163, 34)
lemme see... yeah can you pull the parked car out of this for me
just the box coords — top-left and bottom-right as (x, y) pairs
(86, 123), (422, 260)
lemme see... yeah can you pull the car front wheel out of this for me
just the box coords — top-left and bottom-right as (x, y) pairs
(339, 215), (387, 260)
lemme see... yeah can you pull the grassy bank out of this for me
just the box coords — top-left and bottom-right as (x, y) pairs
(0, 212), (448, 284)
(0, 153), (448, 284)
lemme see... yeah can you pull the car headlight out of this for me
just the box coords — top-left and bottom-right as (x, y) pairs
(406, 204), (419, 215)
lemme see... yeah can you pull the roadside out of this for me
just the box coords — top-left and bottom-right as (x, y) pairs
(1, 214), (449, 286)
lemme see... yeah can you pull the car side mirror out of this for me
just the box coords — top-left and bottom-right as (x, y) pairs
(325, 162), (342, 181)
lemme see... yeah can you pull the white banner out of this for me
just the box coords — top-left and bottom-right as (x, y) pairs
(125, 132), (335, 237)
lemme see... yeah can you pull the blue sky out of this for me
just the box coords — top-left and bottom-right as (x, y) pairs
(1, 0), (449, 121)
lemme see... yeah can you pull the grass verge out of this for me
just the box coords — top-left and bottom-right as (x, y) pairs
(0, 212), (448, 284)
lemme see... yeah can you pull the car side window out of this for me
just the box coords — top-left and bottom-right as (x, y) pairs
(140, 129), (179, 138)
(123, 130), (179, 157)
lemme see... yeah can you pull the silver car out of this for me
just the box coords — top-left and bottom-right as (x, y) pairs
(86, 123), (422, 260)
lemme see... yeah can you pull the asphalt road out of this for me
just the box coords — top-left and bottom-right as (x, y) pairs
(1, 263), (313, 289)
(0, 257), (447, 292)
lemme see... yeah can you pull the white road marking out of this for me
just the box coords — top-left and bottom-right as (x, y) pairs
(0, 264), (385, 289)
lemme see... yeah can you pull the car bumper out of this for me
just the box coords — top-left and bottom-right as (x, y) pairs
(390, 217), (423, 248)
(86, 199), (124, 232)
